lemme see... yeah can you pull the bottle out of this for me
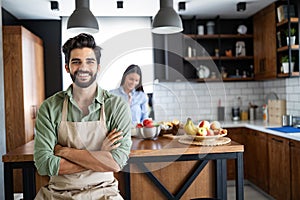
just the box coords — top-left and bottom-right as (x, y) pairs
(262, 104), (268, 122)
(250, 65), (254, 78)
(187, 46), (192, 57)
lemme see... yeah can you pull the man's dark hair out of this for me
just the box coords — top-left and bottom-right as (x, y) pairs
(62, 33), (101, 65)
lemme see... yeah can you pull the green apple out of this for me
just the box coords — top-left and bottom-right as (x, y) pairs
(197, 127), (207, 136)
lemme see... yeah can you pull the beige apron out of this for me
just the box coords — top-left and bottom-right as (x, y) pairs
(35, 98), (123, 200)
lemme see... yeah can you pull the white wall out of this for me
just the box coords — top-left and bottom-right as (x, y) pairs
(61, 17), (154, 93)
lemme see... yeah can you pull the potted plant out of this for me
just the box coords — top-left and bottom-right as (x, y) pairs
(281, 55), (295, 73)
(285, 28), (296, 46)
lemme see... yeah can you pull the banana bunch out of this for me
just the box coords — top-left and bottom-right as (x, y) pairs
(184, 118), (198, 135)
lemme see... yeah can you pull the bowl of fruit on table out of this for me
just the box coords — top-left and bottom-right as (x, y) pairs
(184, 118), (227, 142)
(135, 118), (161, 140)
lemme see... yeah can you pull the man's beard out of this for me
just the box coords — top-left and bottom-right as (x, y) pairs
(70, 70), (97, 88)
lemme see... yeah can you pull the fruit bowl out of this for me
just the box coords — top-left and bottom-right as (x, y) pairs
(186, 133), (227, 142)
(136, 125), (161, 140)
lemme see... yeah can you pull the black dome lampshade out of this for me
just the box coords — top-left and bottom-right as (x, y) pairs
(152, 0), (183, 34)
(67, 0), (99, 33)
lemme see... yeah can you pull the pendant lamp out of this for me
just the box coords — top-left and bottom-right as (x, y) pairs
(67, 0), (99, 33)
(152, 0), (183, 34)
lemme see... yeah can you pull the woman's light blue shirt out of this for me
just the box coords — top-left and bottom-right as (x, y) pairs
(110, 87), (149, 125)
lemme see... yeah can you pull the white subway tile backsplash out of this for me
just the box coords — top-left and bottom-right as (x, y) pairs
(153, 78), (300, 121)
(241, 88), (253, 95)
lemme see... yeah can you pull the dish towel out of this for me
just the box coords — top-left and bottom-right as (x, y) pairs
(268, 127), (300, 133)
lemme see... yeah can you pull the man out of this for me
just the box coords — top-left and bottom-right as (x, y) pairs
(34, 33), (132, 199)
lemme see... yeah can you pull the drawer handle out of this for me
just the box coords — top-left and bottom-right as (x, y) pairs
(272, 138), (283, 143)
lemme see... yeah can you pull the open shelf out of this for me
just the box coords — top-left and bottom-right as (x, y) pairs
(277, 17), (299, 27)
(184, 56), (253, 61)
(277, 71), (300, 77)
(193, 77), (254, 82)
(277, 45), (299, 52)
(185, 34), (253, 39)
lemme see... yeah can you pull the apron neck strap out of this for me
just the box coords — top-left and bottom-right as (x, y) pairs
(61, 97), (68, 121)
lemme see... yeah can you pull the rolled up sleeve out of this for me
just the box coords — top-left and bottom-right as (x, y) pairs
(34, 102), (61, 176)
(107, 95), (132, 169)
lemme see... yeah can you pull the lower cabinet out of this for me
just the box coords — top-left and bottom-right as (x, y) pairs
(245, 130), (268, 193)
(268, 134), (291, 200)
(290, 139), (300, 200)
(226, 127), (300, 199)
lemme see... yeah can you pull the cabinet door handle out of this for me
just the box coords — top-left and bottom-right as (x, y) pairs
(272, 138), (283, 143)
(259, 58), (266, 72)
(31, 105), (37, 119)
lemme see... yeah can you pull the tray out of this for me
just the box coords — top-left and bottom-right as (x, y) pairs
(178, 137), (231, 146)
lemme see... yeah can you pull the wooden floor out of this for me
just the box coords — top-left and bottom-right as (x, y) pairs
(14, 181), (274, 200)
(227, 181), (274, 200)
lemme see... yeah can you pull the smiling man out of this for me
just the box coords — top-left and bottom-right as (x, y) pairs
(34, 33), (132, 199)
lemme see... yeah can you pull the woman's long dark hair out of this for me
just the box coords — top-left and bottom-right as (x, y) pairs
(120, 64), (144, 92)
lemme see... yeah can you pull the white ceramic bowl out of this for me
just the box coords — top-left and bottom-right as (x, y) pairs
(136, 126), (161, 140)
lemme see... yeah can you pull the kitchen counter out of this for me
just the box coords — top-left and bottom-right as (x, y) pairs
(221, 120), (300, 141)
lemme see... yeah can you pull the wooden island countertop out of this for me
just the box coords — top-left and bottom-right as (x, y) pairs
(130, 136), (243, 157)
(2, 136), (244, 200)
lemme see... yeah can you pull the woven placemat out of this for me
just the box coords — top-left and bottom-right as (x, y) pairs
(178, 137), (231, 146)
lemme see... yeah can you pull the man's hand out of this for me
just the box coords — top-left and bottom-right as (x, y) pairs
(101, 128), (123, 151)
(54, 144), (66, 157)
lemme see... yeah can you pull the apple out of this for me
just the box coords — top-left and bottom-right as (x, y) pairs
(207, 129), (215, 136)
(197, 127), (207, 136)
(198, 120), (210, 129)
(210, 121), (221, 130)
(220, 128), (228, 135)
(136, 123), (143, 128)
(143, 118), (153, 127)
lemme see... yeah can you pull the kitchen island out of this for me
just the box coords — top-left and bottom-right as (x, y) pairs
(120, 136), (244, 200)
(2, 136), (244, 200)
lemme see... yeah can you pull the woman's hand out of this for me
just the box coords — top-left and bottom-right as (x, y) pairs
(101, 128), (123, 151)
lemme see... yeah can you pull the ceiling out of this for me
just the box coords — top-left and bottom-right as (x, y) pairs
(2, 0), (277, 20)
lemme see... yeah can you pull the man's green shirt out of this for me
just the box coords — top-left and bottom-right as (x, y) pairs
(34, 85), (132, 176)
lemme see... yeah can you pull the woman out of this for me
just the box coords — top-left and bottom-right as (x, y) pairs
(110, 64), (149, 125)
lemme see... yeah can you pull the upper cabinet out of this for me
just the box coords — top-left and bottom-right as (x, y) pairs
(3, 26), (45, 152)
(253, 3), (277, 80)
(182, 18), (254, 82)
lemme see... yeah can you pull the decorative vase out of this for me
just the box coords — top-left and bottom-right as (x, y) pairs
(286, 36), (296, 46)
(282, 62), (295, 73)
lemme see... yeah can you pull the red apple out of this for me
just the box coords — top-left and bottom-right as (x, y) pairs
(143, 118), (153, 127)
(198, 120), (210, 129)
(207, 129), (215, 136)
(136, 123), (143, 128)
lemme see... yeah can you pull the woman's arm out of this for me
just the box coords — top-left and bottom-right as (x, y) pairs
(140, 93), (149, 121)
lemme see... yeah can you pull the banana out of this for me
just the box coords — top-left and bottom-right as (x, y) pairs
(184, 118), (198, 135)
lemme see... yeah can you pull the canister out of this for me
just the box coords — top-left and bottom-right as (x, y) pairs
(198, 25), (204, 35)
(249, 107), (256, 121)
(282, 115), (293, 126)
(206, 21), (215, 34)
